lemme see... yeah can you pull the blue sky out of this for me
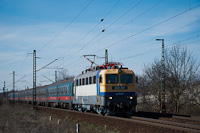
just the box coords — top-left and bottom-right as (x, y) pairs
(0, 0), (200, 91)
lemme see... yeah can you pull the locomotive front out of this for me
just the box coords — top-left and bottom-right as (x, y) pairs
(99, 67), (137, 116)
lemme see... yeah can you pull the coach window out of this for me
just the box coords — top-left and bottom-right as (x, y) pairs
(66, 86), (68, 94)
(60, 87), (62, 94)
(63, 87), (65, 94)
(61, 87), (64, 94)
(64, 86), (66, 94)
(51, 89), (53, 95)
(57, 88), (59, 95)
(89, 77), (92, 84)
(59, 87), (61, 94)
(76, 80), (78, 86)
(53, 88), (56, 95)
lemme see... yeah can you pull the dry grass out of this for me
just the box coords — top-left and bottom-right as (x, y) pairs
(0, 103), (112, 133)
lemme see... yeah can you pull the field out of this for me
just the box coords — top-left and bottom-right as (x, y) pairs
(0, 103), (114, 133)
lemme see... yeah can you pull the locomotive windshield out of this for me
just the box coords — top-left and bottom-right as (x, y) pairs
(121, 74), (133, 83)
(106, 74), (119, 83)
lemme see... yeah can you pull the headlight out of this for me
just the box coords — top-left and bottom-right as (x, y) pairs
(130, 96), (133, 99)
(109, 97), (112, 100)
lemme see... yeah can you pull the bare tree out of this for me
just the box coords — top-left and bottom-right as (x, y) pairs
(138, 45), (200, 114)
(165, 45), (200, 114)
(57, 69), (74, 81)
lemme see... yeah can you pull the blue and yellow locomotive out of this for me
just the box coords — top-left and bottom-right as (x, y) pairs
(8, 62), (137, 116)
(74, 62), (137, 115)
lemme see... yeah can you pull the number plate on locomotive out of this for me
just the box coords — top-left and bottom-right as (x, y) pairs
(113, 86), (127, 90)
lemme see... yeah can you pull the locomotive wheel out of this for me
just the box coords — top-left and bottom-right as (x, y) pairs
(77, 105), (82, 112)
(96, 107), (102, 114)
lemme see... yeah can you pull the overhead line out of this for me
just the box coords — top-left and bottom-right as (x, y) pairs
(58, 0), (122, 67)
(89, 0), (164, 47)
(58, 0), (121, 60)
(120, 20), (200, 52)
(15, 75), (26, 83)
(37, 0), (94, 51)
(105, 0), (144, 30)
(103, 0), (121, 19)
(91, 4), (200, 54)
(37, 59), (58, 72)
(117, 39), (200, 62)
(47, 0), (150, 72)
(122, 31), (200, 53)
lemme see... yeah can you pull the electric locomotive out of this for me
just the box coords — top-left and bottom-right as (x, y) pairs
(73, 62), (137, 116)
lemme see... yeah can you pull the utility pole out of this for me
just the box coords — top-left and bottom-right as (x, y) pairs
(105, 49), (108, 64)
(3, 81), (5, 101)
(55, 71), (57, 82)
(13, 71), (15, 103)
(3, 81), (8, 105)
(33, 50), (36, 109)
(3, 81), (5, 95)
(156, 39), (166, 113)
(0, 81), (8, 105)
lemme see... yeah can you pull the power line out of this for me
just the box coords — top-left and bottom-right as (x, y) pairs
(90, 0), (164, 46)
(41, 0), (162, 74)
(118, 34), (200, 60)
(121, 31), (200, 54)
(37, 59), (58, 72)
(104, 0), (144, 30)
(57, 0), (121, 61)
(120, 20), (200, 52)
(58, 0), (157, 69)
(103, 0), (121, 20)
(91, 4), (200, 55)
(37, 0), (94, 51)
(58, 0), (122, 67)
(117, 39), (200, 62)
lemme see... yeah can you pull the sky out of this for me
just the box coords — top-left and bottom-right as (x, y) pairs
(0, 0), (200, 92)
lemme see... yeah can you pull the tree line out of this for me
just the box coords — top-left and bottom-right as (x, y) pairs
(136, 45), (200, 115)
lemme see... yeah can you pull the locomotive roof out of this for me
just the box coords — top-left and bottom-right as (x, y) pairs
(76, 70), (99, 79)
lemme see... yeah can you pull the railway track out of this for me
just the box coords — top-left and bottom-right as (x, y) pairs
(130, 116), (200, 132)
(24, 104), (200, 133)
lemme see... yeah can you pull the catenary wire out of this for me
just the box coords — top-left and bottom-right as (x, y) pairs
(37, 0), (94, 51)
(90, 4), (200, 55)
(57, 0), (121, 60)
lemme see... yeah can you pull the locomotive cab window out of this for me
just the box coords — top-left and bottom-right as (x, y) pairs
(93, 76), (96, 84)
(89, 77), (92, 84)
(106, 74), (119, 83)
(121, 74), (133, 83)
(86, 77), (88, 85)
(76, 80), (78, 86)
(79, 79), (81, 86)
(82, 78), (85, 85)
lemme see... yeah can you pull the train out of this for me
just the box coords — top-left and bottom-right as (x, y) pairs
(8, 62), (137, 116)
